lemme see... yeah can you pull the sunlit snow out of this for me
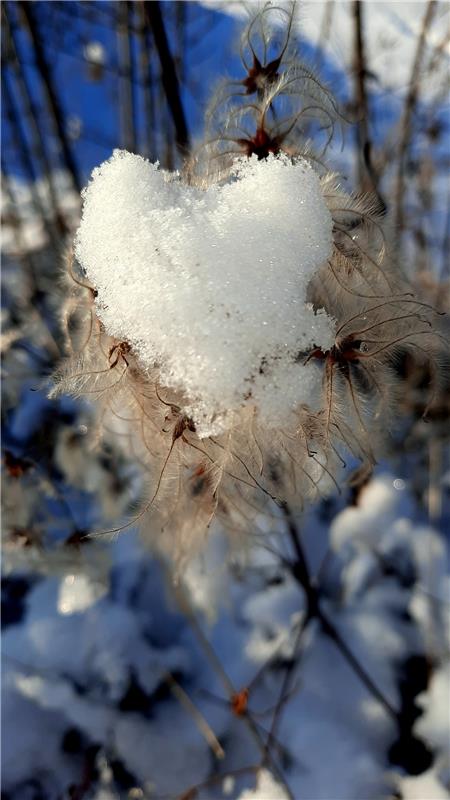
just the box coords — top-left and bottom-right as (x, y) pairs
(75, 150), (334, 435)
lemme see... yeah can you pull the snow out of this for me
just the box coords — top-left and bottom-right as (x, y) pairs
(330, 475), (411, 552)
(236, 768), (289, 799)
(3, 469), (449, 799)
(84, 41), (106, 66)
(75, 149), (334, 436)
(57, 572), (107, 614)
(396, 769), (450, 800)
(416, 664), (450, 754)
(1, 170), (80, 255)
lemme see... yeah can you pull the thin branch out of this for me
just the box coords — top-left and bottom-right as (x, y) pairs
(164, 671), (225, 760)
(280, 502), (399, 722)
(394, 0), (437, 243)
(352, 0), (385, 211)
(138, 3), (156, 159)
(172, 580), (295, 800)
(18, 1), (83, 192)
(142, 0), (190, 156)
(3, 5), (69, 236)
(262, 615), (308, 766)
(1, 69), (57, 250)
(117, 1), (137, 152)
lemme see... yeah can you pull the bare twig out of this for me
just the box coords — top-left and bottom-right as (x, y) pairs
(280, 502), (399, 722)
(352, 1), (385, 211)
(117, 1), (137, 152)
(138, 3), (156, 159)
(176, 764), (260, 800)
(164, 671), (225, 760)
(394, 0), (437, 244)
(18, 1), (83, 192)
(172, 580), (295, 800)
(142, 0), (190, 156)
(262, 615), (308, 766)
(1, 70), (56, 248)
(3, 6), (69, 236)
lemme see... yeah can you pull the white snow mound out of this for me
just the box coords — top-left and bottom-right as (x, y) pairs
(75, 150), (334, 436)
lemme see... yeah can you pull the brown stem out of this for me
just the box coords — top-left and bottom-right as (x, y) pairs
(281, 501), (399, 722)
(117, 1), (137, 152)
(353, 3), (374, 191)
(394, 0), (437, 244)
(19, 1), (82, 193)
(172, 581), (295, 799)
(138, 3), (156, 159)
(142, 0), (190, 156)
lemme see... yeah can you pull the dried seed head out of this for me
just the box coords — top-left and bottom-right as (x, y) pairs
(52, 4), (448, 567)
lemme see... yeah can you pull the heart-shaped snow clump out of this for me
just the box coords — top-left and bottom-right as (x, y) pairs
(75, 150), (334, 436)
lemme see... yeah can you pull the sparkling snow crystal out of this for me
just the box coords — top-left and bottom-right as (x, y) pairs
(75, 150), (334, 435)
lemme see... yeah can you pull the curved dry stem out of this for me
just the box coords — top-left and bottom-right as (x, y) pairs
(335, 298), (440, 338)
(349, 311), (431, 339)
(334, 225), (391, 290)
(326, 258), (411, 300)
(359, 329), (440, 359)
(210, 436), (278, 504)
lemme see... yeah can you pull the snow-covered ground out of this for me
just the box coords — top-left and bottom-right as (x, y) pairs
(3, 466), (449, 799)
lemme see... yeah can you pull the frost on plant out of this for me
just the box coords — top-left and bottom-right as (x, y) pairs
(52, 2), (446, 566)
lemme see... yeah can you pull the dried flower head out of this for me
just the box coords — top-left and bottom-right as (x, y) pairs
(52, 3), (447, 568)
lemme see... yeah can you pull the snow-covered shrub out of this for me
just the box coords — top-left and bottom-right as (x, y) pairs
(52, 2), (447, 567)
